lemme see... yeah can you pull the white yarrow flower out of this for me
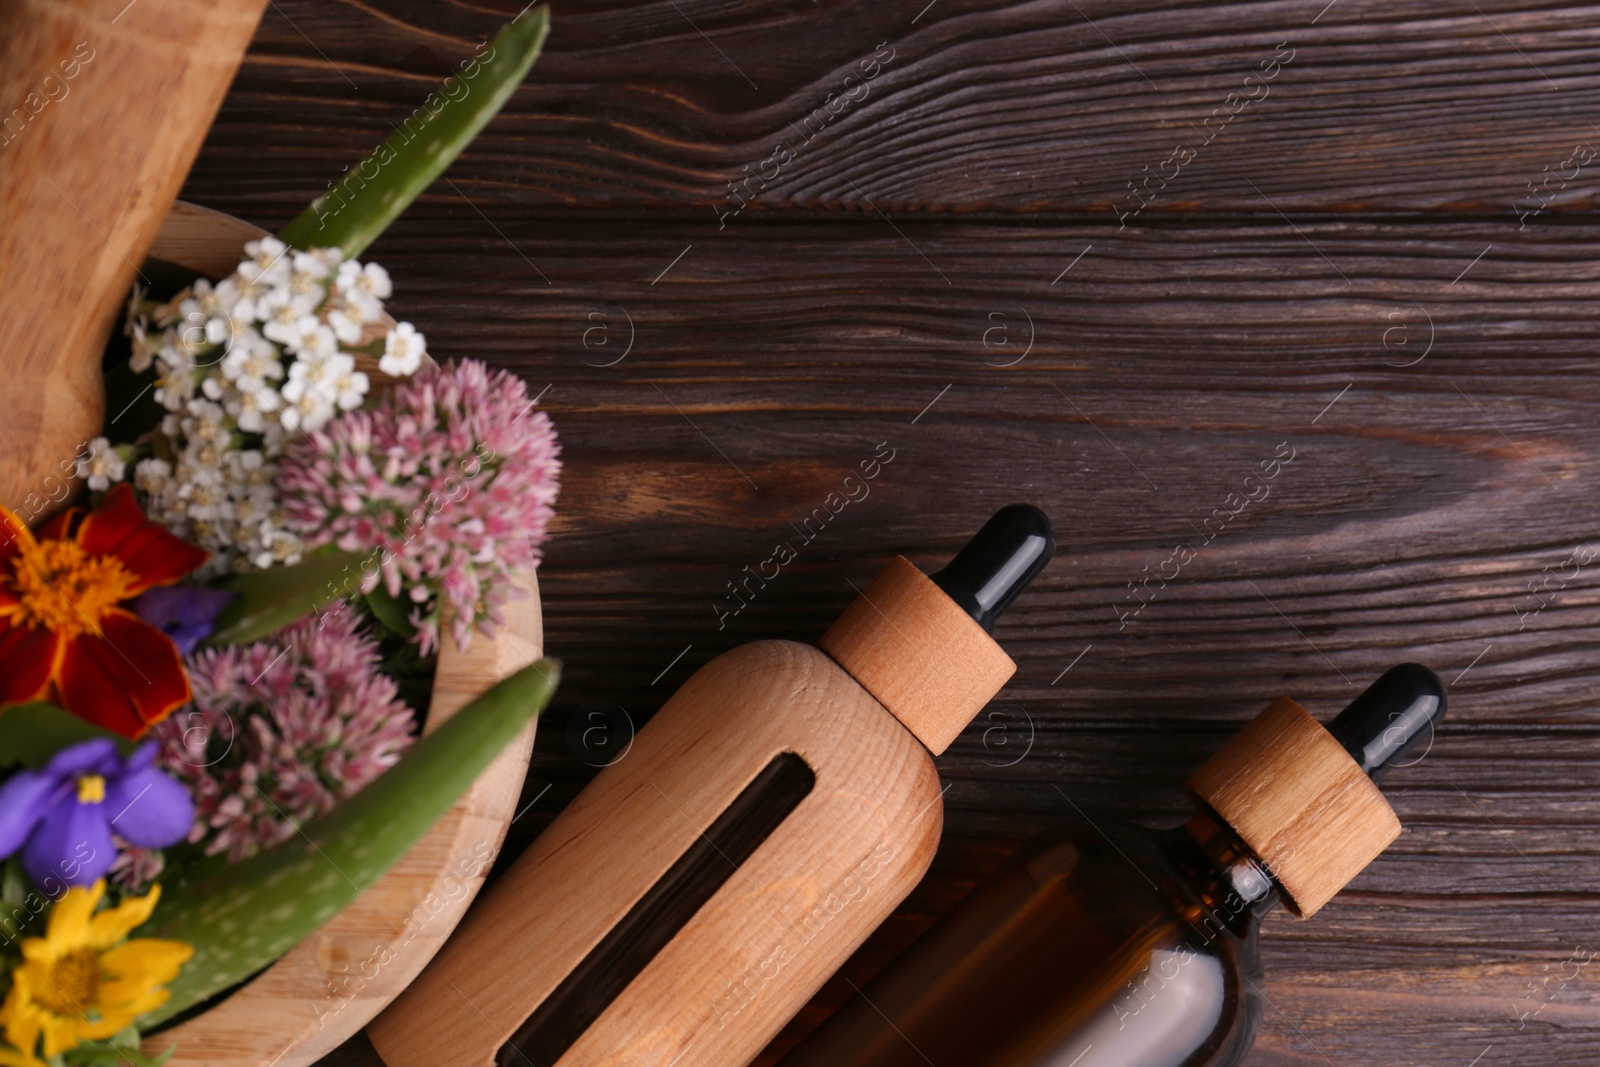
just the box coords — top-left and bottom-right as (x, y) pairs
(120, 238), (409, 572)
(300, 324), (340, 361)
(292, 248), (334, 279)
(380, 322), (426, 376)
(310, 247), (344, 272)
(220, 336), (284, 394)
(327, 302), (367, 345)
(336, 260), (392, 322)
(76, 438), (125, 491)
(260, 289), (322, 351)
(214, 276), (266, 324)
(279, 382), (336, 432)
(284, 351), (345, 397)
(182, 398), (230, 447)
(128, 321), (157, 373)
(227, 380), (282, 433)
(133, 457), (173, 495)
(152, 357), (197, 411)
(239, 236), (291, 287)
(186, 278), (232, 320)
(331, 363), (370, 411)
(253, 524), (303, 570)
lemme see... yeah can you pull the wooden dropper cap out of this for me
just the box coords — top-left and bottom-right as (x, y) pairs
(821, 505), (1054, 755)
(1187, 664), (1447, 917)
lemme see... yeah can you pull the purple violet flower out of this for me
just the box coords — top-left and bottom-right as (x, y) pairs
(131, 584), (237, 654)
(0, 738), (193, 890)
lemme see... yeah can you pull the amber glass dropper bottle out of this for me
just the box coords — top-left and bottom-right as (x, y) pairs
(779, 664), (1446, 1067)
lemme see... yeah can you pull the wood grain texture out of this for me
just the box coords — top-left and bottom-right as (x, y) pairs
(820, 555), (1016, 755)
(280, 217), (1600, 1066)
(170, 1), (1600, 1064)
(147, 200), (282, 278)
(370, 640), (944, 1067)
(0, 0), (267, 512)
(1189, 695), (1400, 918)
(179, 0), (1600, 224)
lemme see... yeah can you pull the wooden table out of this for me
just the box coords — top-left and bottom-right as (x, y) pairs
(182, 2), (1600, 1063)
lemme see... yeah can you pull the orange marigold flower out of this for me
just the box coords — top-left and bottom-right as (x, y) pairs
(0, 484), (208, 737)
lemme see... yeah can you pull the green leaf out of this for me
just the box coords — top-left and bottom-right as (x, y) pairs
(140, 658), (560, 1023)
(201, 549), (368, 648)
(364, 584), (416, 639)
(1, 860), (28, 912)
(1, 858), (37, 947)
(0, 704), (132, 768)
(276, 7), (551, 259)
(62, 1030), (172, 1067)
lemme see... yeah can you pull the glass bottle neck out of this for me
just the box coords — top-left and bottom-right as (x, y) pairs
(1162, 811), (1282, 942)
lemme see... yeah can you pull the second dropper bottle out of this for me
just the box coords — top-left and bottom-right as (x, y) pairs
(779, 664), (1448, 1067)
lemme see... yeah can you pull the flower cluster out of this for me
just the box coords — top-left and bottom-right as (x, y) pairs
(149, 608), (416, 862)
(0, 34), (572, 1056)
(124, 237), (427, 576)
(277, 360), (561, 653)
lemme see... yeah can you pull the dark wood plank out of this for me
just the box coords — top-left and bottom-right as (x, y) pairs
(189, 216), (1595, 1064)
(182, 0), (1600, 222)
(169, 1), (1600, 1062)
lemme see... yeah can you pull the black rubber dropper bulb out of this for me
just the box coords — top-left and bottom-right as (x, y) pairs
(931, 504), (1056, 633)
(1324, 662), (1448, 784)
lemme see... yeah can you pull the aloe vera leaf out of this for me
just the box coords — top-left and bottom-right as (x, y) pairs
(275, 7), (551, 259)
(63, 1030), (172, 1067)
(140, 658), (559, 1023)
(201, 549), (368, 648)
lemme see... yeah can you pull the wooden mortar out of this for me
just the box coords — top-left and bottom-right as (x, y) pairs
(0, 0), (267, 513)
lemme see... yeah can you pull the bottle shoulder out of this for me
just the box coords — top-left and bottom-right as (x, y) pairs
(662, 637), (946, 850)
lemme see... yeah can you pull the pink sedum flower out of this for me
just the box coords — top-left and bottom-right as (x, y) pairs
(108, 838), (166, 893)
(148, 607), (416, 862)
(275, 359), (561, 653)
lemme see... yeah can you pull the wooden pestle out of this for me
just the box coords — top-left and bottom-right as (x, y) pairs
(0, 0), (268, 516)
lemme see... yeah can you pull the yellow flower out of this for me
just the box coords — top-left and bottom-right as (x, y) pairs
(0, 1045), (43, 1067)
(0, 880), (191, 1060)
